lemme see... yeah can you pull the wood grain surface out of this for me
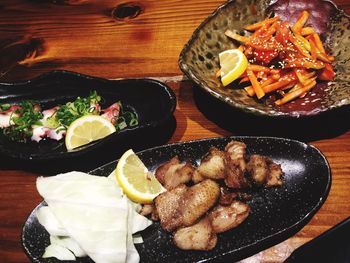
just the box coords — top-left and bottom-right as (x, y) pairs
(0, 0), (350, 262)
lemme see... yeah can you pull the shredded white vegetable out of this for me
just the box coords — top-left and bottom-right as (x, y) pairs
(36, 171), (152, 263)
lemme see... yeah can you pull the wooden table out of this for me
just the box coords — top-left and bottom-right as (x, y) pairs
(1, 0), (350, 262)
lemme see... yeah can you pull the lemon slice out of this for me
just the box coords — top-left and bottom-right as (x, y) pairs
(219, 49), (248, 86)
(116, 149), (166, 204)
(65, 115), (116, 151)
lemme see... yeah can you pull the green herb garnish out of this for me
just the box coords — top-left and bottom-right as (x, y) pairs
(55, 90), (102, 128)
(2, 101), (43, 142)
(115, 103), (138, 131)
(0, 103), (11, 112)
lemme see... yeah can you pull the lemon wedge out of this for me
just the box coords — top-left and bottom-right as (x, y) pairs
(116, 149), (166, 204)
(65, 115), (116, 151)
(219, 49), (248, 86)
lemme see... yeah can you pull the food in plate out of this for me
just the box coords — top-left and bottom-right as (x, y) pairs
(23, 137), (332, 262)
(36, 171), (152, 263)
(219, 10), (335, 105)
(0, 90), (138, 148)
(140, 140), (284, 251)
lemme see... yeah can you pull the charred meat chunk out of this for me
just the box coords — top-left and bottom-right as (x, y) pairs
(266, 157), (284, 187)
(193, 147), (226, 183)
(209, 200), (250, 233)
(154, 184), (187, 232)
(173, 217), (217, 251)
(155, 157), (194, 190)
(247, 155), (284, 186)
(182, 179), (220, 226)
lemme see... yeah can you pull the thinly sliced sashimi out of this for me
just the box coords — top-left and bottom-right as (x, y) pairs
(31, 125), (66, 142)
(42, 106), (59, 120)
(0, 105), (20, 128)
(101, 102), (120, 124)
(0, 114), (12, 128)
(36, 172), (128, 263)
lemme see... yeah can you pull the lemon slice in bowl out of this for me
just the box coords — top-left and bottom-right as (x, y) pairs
(116, 149), (166, 204)
(219, 49), (248, 86)
(65, 115), (116, 151)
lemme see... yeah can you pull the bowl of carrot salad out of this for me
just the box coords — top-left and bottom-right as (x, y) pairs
(179, 0), (350, 117)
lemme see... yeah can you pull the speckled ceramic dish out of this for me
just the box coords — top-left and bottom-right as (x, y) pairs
(0, 70), (176, 161)
(22, 136), (331, 263)
(179, 0), (350, 117)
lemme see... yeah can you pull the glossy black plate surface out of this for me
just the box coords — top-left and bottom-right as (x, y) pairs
(0, 70), (176, 162)
(22, 136), (331, 262)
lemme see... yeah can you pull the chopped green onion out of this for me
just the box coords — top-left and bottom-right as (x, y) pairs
(0, 104), (11, 112)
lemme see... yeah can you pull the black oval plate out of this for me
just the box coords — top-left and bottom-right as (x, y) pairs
(0, 70), (176, 162)
(22, 136), (331, 263)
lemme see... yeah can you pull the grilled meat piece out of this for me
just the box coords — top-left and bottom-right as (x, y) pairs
(246, 154), (270, 185)
(173, 217), (217, 251)
(182, 179), (220, 226)
(219, 191), (238, 206)
(139, 204), (154, 217)
(155, 157), (179, 185)
(225, 158), (250, 189)
(193, 147), (226, 183)
(155, 156), (195, 190)
(154, 184), (187, 232)
(209, 200), (250, 233)
(266, 158), (284, 187)
(225, 140), (247, 171)
(247, 155), (284, 187)
(155, 180), (220, 231)
(224, 141), (249, 189)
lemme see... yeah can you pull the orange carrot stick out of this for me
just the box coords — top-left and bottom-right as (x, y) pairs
(307, 36), (333, 63)
(247, 70), (265, 99)
(292, 11), (309, 34)
(289, 33), (311, 58)
(312, 33), (326, 54)
(247, 64), (270, 73)
(275, 80), (316, 105)
(307, 36), (318, 60)
(244, 86), (255, 96)
(244, 16), (280, 31)
(263, 75), (297, 93)
(301, 27), (315, 36)
(244, 77), (275, 96)
(285, 59), (325, 69)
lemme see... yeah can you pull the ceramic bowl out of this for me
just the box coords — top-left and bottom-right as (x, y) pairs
(179, 0), (350, 117)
